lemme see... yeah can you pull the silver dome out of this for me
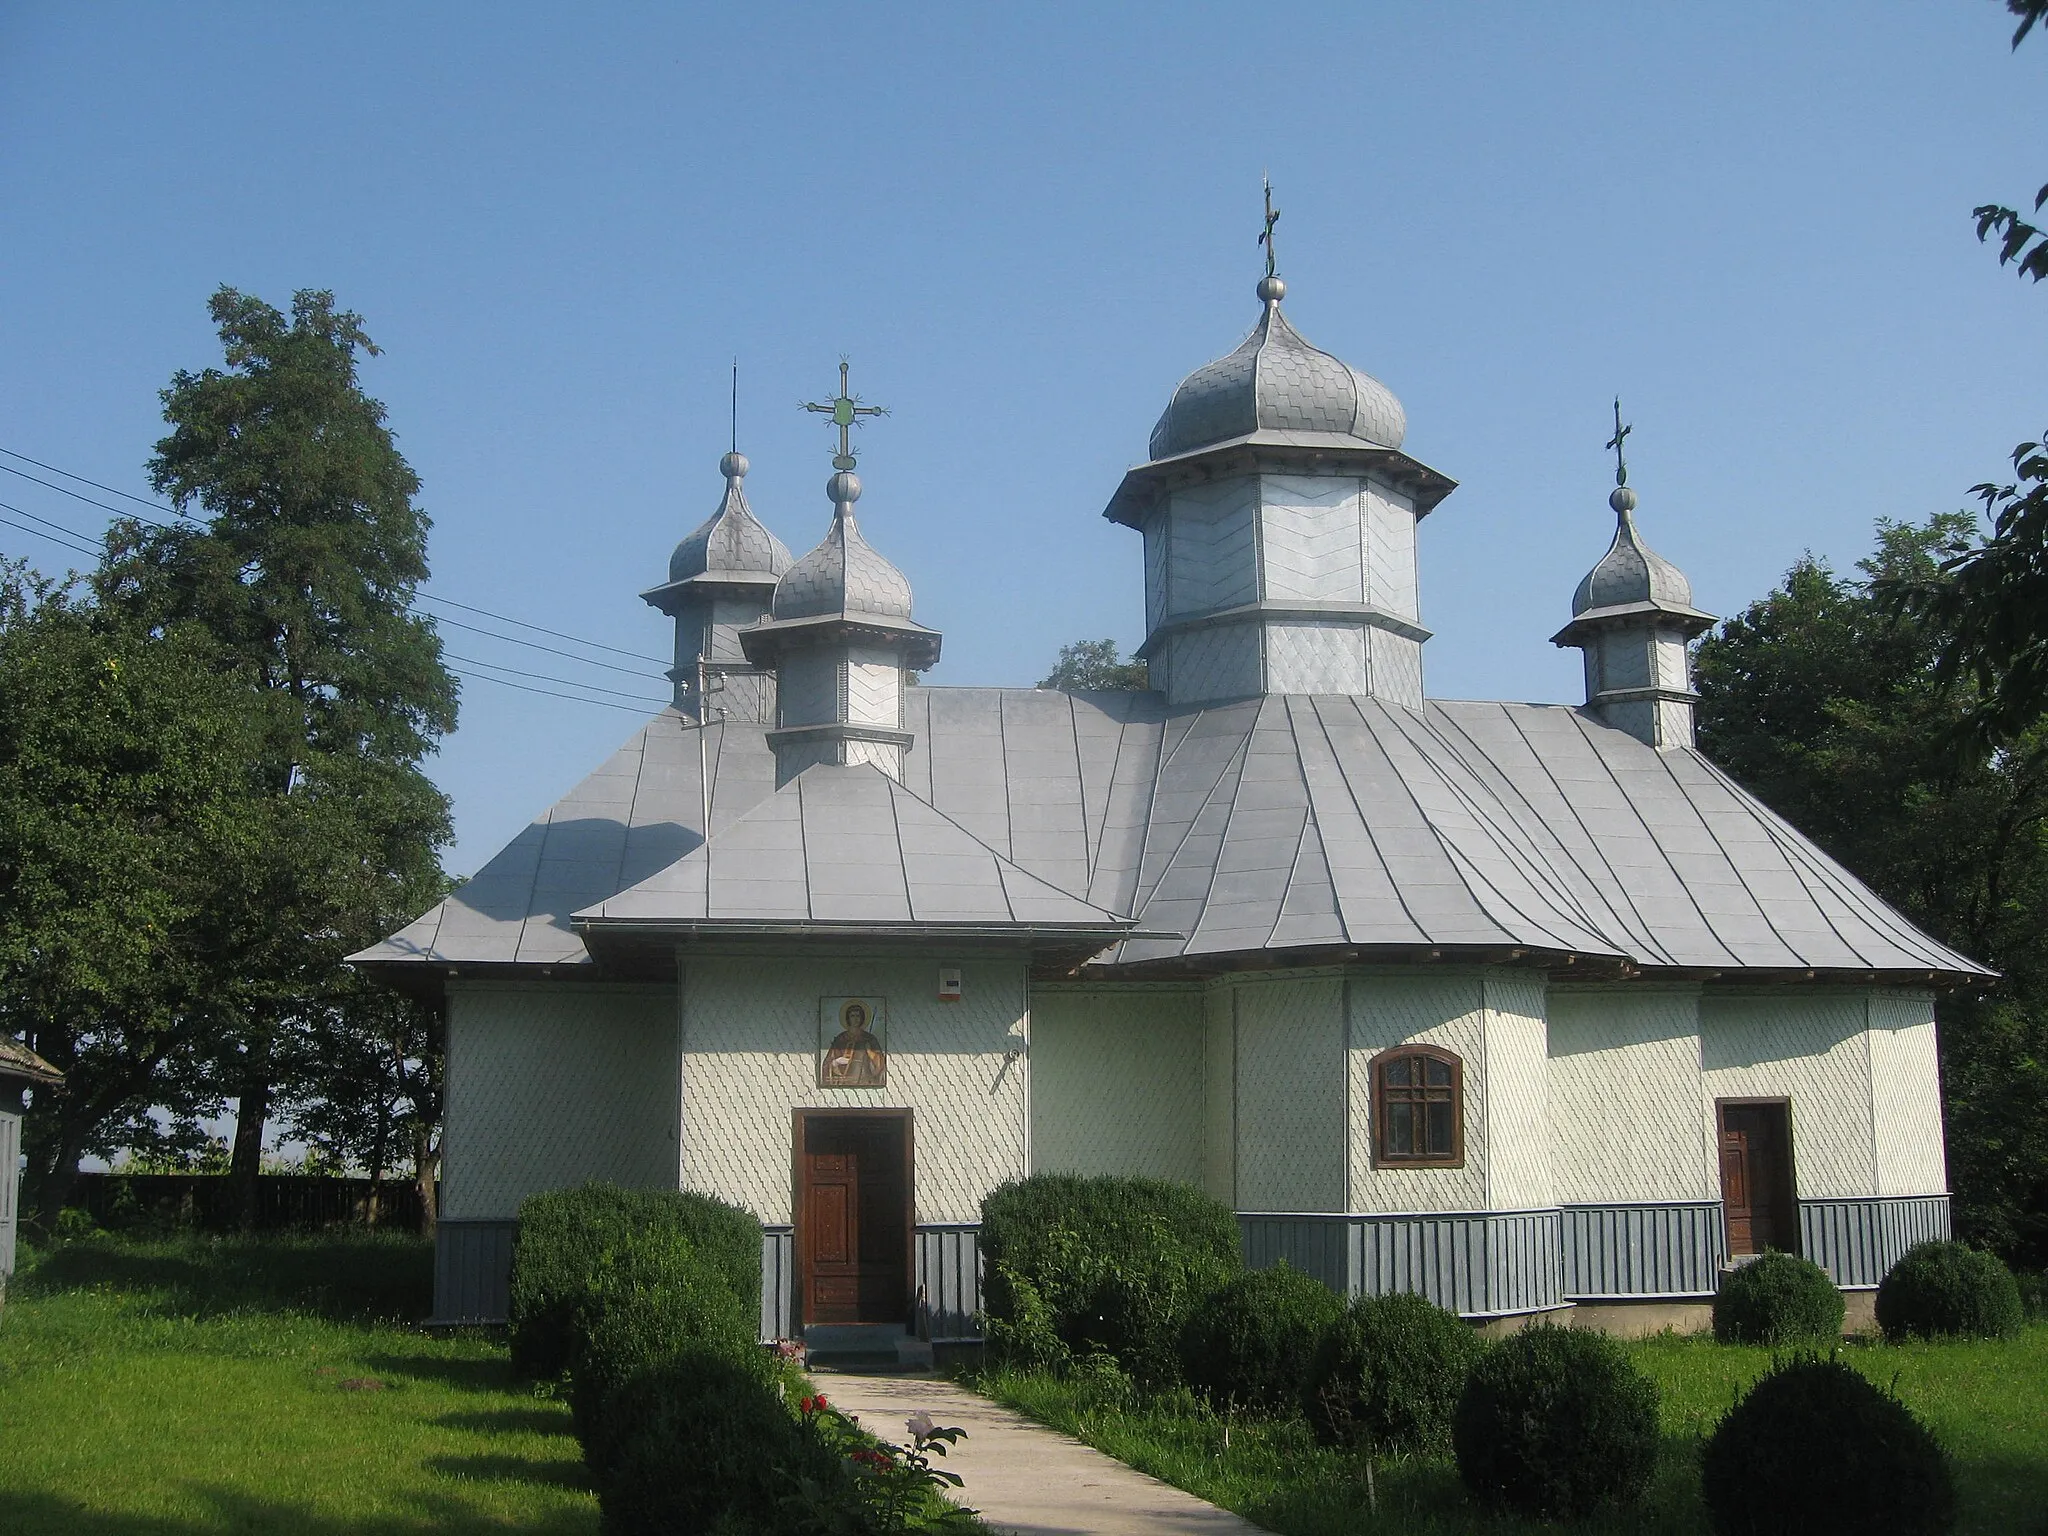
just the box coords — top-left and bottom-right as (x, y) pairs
(1571, 500), (1696, 617)
(1149, 282), (1407, 460)
(668, 458), (794, 584)
(772, 506), (914, 621)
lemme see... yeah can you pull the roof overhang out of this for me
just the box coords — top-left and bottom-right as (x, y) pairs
(1551, 598), (1717, 648)
(640, 569), (781, 617)
(738, 610), (942, 670)
(1102, 431), (1458, 529)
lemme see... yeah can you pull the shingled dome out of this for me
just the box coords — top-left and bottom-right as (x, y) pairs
(771, 471), (914, 620)
(1149, 277), (1407, 460)
(668, 452), (794, 585)
(1571, 486), (1697, 618)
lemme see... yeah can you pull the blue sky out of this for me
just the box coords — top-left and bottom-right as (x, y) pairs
(2, 3), (2041, 876)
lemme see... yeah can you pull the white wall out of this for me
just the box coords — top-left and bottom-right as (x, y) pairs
(679, 952), (1027, 1225)
(1701, 990), (1878, 1199)
(1235, 975), (1346, 1211)
(1348, 972), (1487, 1212)
(441, 982), (679, 1221)
(1483, 972), (1553, 1210)
(1203, 983), (1235, 1203)
(1029, 986), (1203, 1184)
(1547, 986), (1714, 1204)
(1868, 991), (1948, 1196)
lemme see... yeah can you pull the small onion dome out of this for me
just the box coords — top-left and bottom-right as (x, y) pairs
(771, 470), (915, 621)
(668, 451), (794, 584)
(1149, 276), (1407, 460)
(1571, 485), (1698, 617)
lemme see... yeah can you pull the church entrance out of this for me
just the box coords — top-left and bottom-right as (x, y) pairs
(1718, 1100), (1798, 1257)
(794, 1110), (912, 1327)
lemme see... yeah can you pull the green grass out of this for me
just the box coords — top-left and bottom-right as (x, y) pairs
(0, 1232), (597, 1535)
(973, 1327), (2048, 1536)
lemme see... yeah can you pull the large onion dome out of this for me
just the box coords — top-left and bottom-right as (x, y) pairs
(666, 451), (794, 585)
(1148, 276), (1407, 460)
(1570, 485), (1700, 619)
(770, 470), (914, 620)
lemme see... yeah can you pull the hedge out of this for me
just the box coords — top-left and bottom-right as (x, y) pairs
(1713, 1252), (1845, 1345)
(1304, 1290), (1482, 1457)
(506, 1182), (761, 1378)
(1877, 1240), (2024, 1342)
(1179, 1263), (1344, 1414)
(981, 1173), (1240, 1386)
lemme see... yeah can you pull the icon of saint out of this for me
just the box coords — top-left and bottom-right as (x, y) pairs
(820, 1000), (885, 1088)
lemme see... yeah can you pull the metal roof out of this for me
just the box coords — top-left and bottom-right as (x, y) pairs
(353, 688), (1987, 982)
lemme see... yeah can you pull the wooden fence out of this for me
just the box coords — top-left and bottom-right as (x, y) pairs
(69, 1172), (430, 1232)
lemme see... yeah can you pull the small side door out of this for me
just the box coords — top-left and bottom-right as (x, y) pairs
(1719, 1100), (1797, 1256)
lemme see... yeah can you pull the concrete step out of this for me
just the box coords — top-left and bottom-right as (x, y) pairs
(804, 1323), (935, 1373)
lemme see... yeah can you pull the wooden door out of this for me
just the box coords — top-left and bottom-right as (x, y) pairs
(1720, 1102), (1796, 1256)
(798, 1114), (910, 1326)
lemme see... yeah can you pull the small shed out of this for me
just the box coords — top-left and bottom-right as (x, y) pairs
(0, 1039), (62, 1289)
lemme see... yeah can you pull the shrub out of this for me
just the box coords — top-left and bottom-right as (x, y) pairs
(1701, 1353), (1955, 1536)
(1303, 1290), (1482, 1457)
(507, 1182), (761, 1378)
(1877, 1240), (2024, 1342)
(1714, 1251), (1846, 1344)
(1453, 1323), (1659, 1519)
(980, 1173), (1240, 1386)
(567, 1231), (758, 1471)
(1179, 1263), (1344, 1415)
(595, 1346), (844, 1536)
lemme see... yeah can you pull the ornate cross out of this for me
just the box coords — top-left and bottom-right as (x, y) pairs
(1606, 397), (1632, 488)
(802, 358), (887, 470)
(1259, 176), (1281, 278)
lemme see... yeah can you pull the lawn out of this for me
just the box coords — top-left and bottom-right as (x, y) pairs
(0, 1232), (597, 1536)
(975, 1326), (2048, 1536)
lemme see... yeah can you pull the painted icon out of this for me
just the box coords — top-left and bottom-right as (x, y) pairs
(819, 997), (886, 1088)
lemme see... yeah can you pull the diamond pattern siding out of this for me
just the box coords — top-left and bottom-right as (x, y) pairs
(845, 654), (902, 729)
(1365, 629), (1424, 710)
(1482, 972), (1552, 1210)
(1234, 976), (1345, 1212)
(1259, 474), (1363, 604)
(1029, 986), (1204, 1184)
(1546, 986), (1714, 1203)
(1162, 625), (1263, 707)
(1143, 514), (1170, 634)
(442, 984), (679, 1221)
(1265, 621), (1368, 695)
(1701, 992), (1876, 1198)
(1349, 973), (1487, 1213)
(680, 955), (1027, 1224)
(1204, 984), (1235, 1202)
(1868, 991), (1947, 1195)
(1167, 480), (1258, 618)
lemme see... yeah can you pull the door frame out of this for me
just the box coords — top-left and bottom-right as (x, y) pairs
(1715, 1096), (1799, 1256)
(791, 1107), (916, 1328)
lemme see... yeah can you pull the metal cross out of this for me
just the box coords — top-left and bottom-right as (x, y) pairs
(1606, 397), (1632, 488)
(802, 358), (887, 470)
(1259, 176), (1281, 279)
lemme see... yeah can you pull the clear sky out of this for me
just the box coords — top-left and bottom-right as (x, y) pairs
(2, 3), (2041, 876)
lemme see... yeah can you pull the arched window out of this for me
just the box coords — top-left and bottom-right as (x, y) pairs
(1372, 1046), (1464, 1167)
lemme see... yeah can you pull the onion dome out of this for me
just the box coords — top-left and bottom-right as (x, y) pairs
(667, 451), (794, 585)
(770, 470), (914, 621)
(1148, 276), (1407, 460)
(1570, 486), (1702, 619)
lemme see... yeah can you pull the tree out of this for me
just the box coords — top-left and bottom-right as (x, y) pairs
(1040, 638), (1148, 692)
(97, 287), (457, 1225)
(0, 566), (279, 1219)
(1873, 1), (2048, 737)
(1695, 515), (2048, 1263)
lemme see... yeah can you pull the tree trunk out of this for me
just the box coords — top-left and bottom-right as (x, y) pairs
(413, 1122), (438, 1241)
(30, 1132), (86, 1230)
(230, 1056), (271, 1233)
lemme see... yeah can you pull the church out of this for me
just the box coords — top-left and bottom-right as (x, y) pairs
(355, 252), (1983, 1344)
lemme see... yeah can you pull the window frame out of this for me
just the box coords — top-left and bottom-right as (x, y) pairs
(1370, 1045), (1466, 1169)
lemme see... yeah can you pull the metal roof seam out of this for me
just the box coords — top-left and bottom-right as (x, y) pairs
(1262, 732), (1320, 953)
(1300, 693), (1434, 945)
(884, 772), (919, 922)
(1136, 709), (1257, 934)
(995, 689), (1016, 862)
(796, 769), (815, 923)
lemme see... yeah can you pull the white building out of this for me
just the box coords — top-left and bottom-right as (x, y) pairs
(356, 269), (1981, 1341)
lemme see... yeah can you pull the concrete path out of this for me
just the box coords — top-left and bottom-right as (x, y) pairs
(813, 1372), (1267, 1536)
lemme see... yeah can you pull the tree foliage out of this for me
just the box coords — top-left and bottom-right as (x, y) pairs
(1040, 638), (1148, 692)
(1695, 516), (2048, 1263)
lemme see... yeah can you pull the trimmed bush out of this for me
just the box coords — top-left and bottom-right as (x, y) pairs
(1453, 1323), (1659, 1519)
(567, 1231), (757, 1471)
(1303, 1290), (1482, 1457)
(1713, 1251), (1845, 1345)
(1701, 1354), (1955, 1536)
(980, 1173), (1240, 1386)
(595, 1345), (843, 1536)
(506, 1182), (761, 1378)
(1179, 1263), (1344, 1415)
(1877, 1240), (2024, 1342)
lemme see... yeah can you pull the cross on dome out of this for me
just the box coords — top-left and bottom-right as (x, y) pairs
(802, 358), (887, 471)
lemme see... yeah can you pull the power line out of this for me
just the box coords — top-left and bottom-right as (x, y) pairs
(0, 516), (99, 559)
(449, 665), (667, 715)
(0, 447), (188, 518)
(0, 462), (180, 529)
(412, 592), (669, 666)
(428, 613), (668, 679)
(0, 497), (104, 550)
(444, 650), (671, 705)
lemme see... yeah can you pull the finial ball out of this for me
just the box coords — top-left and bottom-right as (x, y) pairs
(721, 451), (749, 481)
(1610, 485), (1638, 515)
(828, 470), (862, 506)
(1257, 275), (1286, 303)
